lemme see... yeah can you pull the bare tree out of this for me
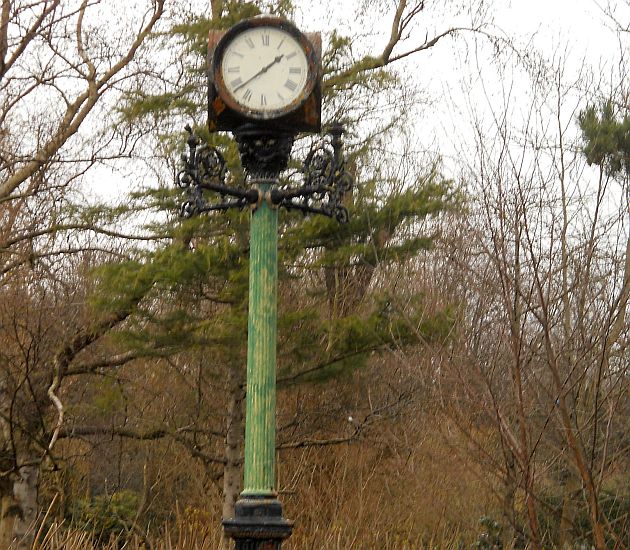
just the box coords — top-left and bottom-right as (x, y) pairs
(431, 47), (630, 549)
(0, 1), (167, 546)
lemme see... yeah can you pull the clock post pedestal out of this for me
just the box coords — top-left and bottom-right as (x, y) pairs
(223, 497), (292, 549)
(222, 127), (294, 549)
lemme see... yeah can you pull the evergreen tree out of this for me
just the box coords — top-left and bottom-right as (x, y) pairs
(63, 0), (466, 541)
(579, 100), (630, 178)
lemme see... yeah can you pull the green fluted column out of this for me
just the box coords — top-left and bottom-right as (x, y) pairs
(243, 180), (278, 496)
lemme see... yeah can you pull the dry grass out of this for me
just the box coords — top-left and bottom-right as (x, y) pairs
(33, 520), (223, 550)
(31, 416), (490, 549)
(32, 524), (464, 550)
(277, 433), (483, 549)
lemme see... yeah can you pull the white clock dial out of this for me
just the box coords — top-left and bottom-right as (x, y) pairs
(220, 26), (309, 114)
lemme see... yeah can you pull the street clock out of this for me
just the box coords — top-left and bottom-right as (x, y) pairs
(208, 16), (321, 133)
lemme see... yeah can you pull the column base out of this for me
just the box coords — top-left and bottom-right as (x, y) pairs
(223, 495), (293, 549)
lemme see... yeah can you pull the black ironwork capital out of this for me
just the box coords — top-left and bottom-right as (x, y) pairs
(176, 122), (353, 224)
(177, 124), (259, 218)
(268, 122), (352, 223)
(233, 125), (295, 180)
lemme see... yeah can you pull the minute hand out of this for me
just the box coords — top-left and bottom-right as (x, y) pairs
(233, 55), (284, 93)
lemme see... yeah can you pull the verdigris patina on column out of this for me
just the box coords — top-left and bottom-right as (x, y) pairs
(222, 128), (295, 547)
(176, 13), (352, 549)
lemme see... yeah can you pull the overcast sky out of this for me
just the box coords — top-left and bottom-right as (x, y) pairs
(91, 0), (628, 202)
(288, 0), (627, 177)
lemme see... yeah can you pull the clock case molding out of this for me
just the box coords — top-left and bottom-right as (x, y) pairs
(208, 16), (322, 134)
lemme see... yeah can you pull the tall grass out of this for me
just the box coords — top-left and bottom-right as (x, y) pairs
(33, 522), (464, 550)
(32, 424), (487, 548)
(33, 519), (223, 550)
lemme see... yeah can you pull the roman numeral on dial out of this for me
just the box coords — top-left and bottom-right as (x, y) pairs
(284, 79), (297, 92)
(243, 89), (253, 102)
(262, 33), (270, 46)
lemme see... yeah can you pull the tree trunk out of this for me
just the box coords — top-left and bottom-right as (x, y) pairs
(558, 470), (580, 549)
(11, 463), (38, 549)
(221, 364), (244, 550)
(0, 379), (14, 549)
(501, 453), (517, 549)
(0, 462), (39, 550)
(0, 491), (15, 549)
(0, 377), (39, 549)
(523, 465), (541, 550)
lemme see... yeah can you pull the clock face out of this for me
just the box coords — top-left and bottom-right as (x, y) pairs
(219, 26), (310, 116)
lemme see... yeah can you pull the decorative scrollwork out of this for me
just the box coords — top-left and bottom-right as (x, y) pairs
(176, 124), (227, 189)
(303, 146), (334, 192)
(177, 124), (258, 218)
(270, 123), (352, 223)
(176, 123), (352, 224)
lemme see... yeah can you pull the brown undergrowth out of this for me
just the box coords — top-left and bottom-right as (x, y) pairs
(33, 417), (490, 549)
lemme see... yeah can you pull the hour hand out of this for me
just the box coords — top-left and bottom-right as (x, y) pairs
(233, 55), (284, 93)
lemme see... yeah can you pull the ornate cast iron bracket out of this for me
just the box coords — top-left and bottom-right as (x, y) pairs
(177, 124), (258, 218)
(177, 123), (352, 223)
(269, 123), (352, 223)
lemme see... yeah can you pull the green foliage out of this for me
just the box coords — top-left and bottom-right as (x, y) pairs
(68, 490), (141, 544)
(279, 295), (454, 384)
(472, 517), (502, 550)
(275, 158), (457, 384)
(579, 100), (630, 177)
(120, 2), (263, 123)
(92, 378), (124, 414)
(170, 2), (262, 56)
(90, 258), (155, 317)
(322, 30), (398, 99)
(119, 87), (200, 120)
(291, 173), (456, 267)
(89, 232), (251, 358)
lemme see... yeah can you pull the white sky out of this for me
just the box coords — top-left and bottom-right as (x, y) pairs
(378, 0), (626, 179)
(91, 0), (628, 202)
(288, 0), (624, 178)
